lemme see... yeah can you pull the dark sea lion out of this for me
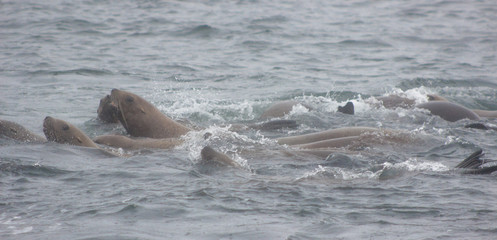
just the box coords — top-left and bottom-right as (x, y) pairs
(416, 101), (480, 122)
(200, 146), (242, 168)
(337, 102), (354, 115)
(0, 119), (46, 143)
(97, 95), (119, 123)
(277, 127), (379, 146)
(43, 116), (98, 148)
(110, 89), (192, 138)
(259, 100), (312, 120)
(94, 135), (183, 150)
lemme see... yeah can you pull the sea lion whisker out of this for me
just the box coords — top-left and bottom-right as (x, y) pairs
(117, 100), (129, 130)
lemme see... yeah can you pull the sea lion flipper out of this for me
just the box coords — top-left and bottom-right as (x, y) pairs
(337, 102), (354, 115)
(455, 149), (484, 169)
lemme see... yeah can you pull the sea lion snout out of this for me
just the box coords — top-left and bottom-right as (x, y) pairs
(43, 116), (53, 129)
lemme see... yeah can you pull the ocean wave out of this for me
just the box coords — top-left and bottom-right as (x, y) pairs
(173, 24), (219, 38)
(28, 68), (113, 76)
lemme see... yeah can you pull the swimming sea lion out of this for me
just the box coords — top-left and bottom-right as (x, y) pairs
(43, 116), (98, 148)
(110, 89), (192, 138)
(277, 127), (379, 146)
(94, 135), (183, 150)
(423, 94), (497, 118)
(200, 146), (242, 168)
(97, 95), (119, 123)
(0, 119), (46, 143)
(416, 101), (480, 122)
(259, 100), (312, 120)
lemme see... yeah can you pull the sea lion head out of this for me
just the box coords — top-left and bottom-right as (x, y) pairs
(97, 95), (119, 123)
(110, 89), (153, 133)
(43, 116), (97, 147)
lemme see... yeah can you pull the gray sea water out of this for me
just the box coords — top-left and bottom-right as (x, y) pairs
(1, 0), (497, 239)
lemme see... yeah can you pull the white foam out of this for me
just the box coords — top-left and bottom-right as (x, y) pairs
(381, 158), (449, 172)
(178, 125), (273, 169)
(297, 165), (377, 181)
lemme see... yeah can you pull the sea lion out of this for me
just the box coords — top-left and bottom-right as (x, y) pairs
(259, 100), (312, 120)
(422, 94), (497, 119)
(200, 146), (242, 168)
(110, 89), (192, 138)
(0, 119), (46, 143)
(43, 116), (98, 148)
(94, 135), (183, 150)
(416, 101), (480, 122)
(97, 95), (119, 123)
(277, 127), (379, 146)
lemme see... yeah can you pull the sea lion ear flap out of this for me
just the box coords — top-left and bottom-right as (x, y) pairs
(140, 107), (146, 114)
(76, 136), (83, 143)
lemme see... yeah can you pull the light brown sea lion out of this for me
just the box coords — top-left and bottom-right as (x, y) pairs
(110, 89), (192, 138)
(0, 119), (46, 143)
(94, 135), (183, 150)
(259, 100), (312, 120)
(97, 95), (119, 123)
(43, 116), (98, 148)
(200, 146), (242, 168)
(425, 94), (497, 118)
(277, 127), (379, 146)
(416, 101), (480, 122)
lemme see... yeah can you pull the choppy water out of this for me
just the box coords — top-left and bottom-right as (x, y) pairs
(1, 0), (497, 239)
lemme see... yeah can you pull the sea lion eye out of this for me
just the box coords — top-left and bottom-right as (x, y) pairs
(125, 96), (134, 103)
(62, 125), (70, 131)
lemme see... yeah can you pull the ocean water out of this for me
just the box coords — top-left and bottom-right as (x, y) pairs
(1, 0), (497, 239)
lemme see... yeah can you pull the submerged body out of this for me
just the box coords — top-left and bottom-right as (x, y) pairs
(0, 119), (46, 143)
(416, 101), (480, 122)
(94, 135), (183, 150)
(277, 127), (379, 146)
